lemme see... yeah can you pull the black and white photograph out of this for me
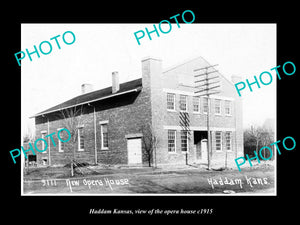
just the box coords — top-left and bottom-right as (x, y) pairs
(4, 4), (298, 220)
(20, 23), (276, 195)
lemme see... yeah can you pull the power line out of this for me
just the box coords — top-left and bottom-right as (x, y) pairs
(194, 64), (220, 170)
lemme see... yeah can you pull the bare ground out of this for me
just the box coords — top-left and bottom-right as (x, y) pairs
(23, 162), (275, 195)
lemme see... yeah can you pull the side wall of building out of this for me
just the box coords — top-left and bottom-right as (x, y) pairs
(35, 112), (97, 166)
(35, 86), (152, 166)
(94, 90), (152, 165)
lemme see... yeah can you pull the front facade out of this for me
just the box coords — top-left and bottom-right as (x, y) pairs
(32, 56), (243, 167)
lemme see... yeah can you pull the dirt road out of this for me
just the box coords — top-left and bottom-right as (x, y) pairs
(23, 166), (275, 195)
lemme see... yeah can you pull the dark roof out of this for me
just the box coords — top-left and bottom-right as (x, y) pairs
(32, 78), (142, 118)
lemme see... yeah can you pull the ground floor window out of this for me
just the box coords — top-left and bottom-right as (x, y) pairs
(78, 127), (84, 151)
(168, 130), (176, 152)
(181, 130), (188, 152)
(41, 131), (47, 154)
(225, 131), (232, 151)
(101, 123), (109, 149)
(42, 158), (48, 166)
(57, 128), (64, 152)
(215, 131), (222, 151)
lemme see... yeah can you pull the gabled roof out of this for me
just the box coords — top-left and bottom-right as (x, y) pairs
(163, 56), (207, 73)
(31, 78), (142, 118)
(163, 56), (236, 88)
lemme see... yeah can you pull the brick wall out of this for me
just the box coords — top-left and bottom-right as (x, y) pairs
(35, 113), (96, 166)
(95, 91), (152, 165)
(150, 56), (243, 166)
(35, 85), (152, 166)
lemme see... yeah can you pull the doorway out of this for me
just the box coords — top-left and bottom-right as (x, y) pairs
(127, 138), (142, 164)
(201, 139), (208, 161)
(194, 131), (208, 162)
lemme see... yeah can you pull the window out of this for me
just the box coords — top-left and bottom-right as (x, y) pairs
(101, 123), (109, 149)
(179, 95), (187, 112)
(225, 100), (232, 115)
(57, 128), (64, 152)
(203, 97), (208, 114)
(215, 131), (222, 151)
(225, 132), (232, 151)
(42, 158), (48, 165)
(167, 93), (175, 110)
(78, 127), (84, 151)
(168, 130), (176, 152)
(59, 141), (64, 152)
(215, 99), (221, 115)
(41, 131), (47, 154)
(181, 130), (188, 152)
(193, 96), (200, 113)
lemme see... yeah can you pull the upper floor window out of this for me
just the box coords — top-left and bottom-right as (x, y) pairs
(203, 97), (208, 114)
(215, 99), (221, 115)
(225, 100), (232, 115)
(179, 95), (188, 112)
(167, 93), (176, 111)
(193, 96), (200, 113)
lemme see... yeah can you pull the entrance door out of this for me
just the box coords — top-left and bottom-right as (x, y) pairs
(127, 138), (142, 164)
(196, 142), (201, 161)
(201, 139), (208, 161)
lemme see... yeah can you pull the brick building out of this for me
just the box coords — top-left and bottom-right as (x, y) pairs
(31, 56), (243, 167)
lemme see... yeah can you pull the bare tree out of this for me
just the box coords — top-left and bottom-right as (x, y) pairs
(140, 124), (159, 167)
(23, 125), (35, 173)
(23, 125), (35, 143)
(248, 125), (263, 155)
(60, 105), (83, 176)
(244, 125), (274, 160)
(259, 129), (274, 159)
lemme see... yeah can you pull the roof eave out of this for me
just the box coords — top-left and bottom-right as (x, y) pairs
(29, 87), (142, 119)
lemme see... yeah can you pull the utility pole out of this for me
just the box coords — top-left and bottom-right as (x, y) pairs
(194, 64), (220, 170)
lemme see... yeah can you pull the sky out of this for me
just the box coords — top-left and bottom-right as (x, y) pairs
(21, 23), (276, 136)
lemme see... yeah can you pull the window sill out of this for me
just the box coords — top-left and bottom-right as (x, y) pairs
(167, 109), (177, 113)
(168, 152), (177, 154)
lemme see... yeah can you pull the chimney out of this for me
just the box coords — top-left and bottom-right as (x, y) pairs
(81, 83), (93, 94)
(112, 71), (120, 93)
(141, 56), (162, 89)
(141, 56), (163, 131)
